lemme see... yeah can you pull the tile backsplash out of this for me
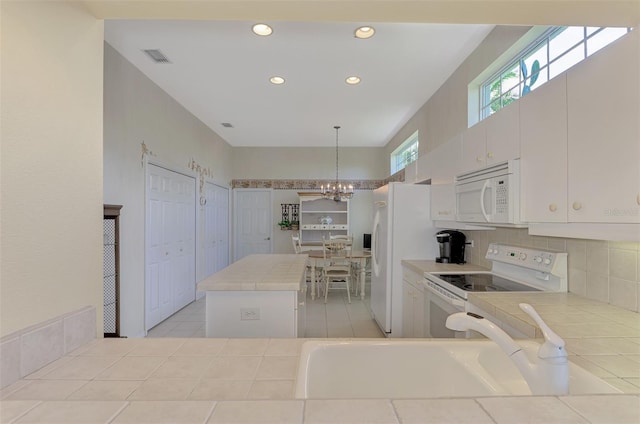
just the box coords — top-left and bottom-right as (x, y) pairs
(463, 228), (640, 313)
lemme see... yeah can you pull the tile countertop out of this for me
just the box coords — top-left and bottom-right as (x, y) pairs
(2, 338), (639, 424)
(403, 259), (640, 394)
(197, 254), (307, 291)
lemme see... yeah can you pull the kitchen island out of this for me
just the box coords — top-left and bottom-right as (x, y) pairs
(196, 254), (308, 338)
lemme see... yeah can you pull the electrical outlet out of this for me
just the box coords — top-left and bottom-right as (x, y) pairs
(240, 308), (260, 320)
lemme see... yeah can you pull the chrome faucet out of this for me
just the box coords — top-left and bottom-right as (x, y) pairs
(446, 303), (569, 395)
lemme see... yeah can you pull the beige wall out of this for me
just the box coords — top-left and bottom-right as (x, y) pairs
(1, 1), (105, 337)
(232, 146), (387, 180)
(384, 25), (531, 168)
(103, 43), (233, 337)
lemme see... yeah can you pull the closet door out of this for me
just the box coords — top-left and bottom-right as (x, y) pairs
(203, 182), (229, 278)
(146, 164), (196, 330)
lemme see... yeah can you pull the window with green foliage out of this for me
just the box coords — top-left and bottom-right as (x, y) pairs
(480, 26), (632, 120)
(390, 131), (419, 175)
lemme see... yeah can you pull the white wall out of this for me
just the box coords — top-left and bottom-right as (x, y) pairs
(103, 43), (233, 337)
(0, 1), (104, 337)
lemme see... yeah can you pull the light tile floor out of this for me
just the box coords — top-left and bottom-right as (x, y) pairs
(146, 281), (384, 339)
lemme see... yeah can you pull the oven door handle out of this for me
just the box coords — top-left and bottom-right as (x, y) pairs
(424, 282), (466, 308)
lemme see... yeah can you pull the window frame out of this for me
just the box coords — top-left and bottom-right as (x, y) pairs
(478, 26), (632, 121)
(390, 130), (419, 175)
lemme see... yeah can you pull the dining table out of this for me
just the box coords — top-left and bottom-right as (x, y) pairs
(305, 249), (371, 300)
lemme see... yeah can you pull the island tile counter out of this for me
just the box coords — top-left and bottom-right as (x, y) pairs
(197, 254), (308, 338)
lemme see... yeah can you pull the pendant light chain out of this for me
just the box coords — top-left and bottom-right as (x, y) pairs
(320, 125), (353, 200)
(334, 125), (340, 185)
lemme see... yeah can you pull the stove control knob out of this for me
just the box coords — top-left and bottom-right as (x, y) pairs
(543, 258), (552, 265)
(534, 256), (543, 263)
(519, 253), (527, 260)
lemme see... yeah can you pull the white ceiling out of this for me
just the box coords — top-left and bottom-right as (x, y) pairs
(104, 20), (494, 147)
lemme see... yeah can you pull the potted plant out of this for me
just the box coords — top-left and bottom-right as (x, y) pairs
(290, 221), (299, 230)
(277, 220), (290, 230)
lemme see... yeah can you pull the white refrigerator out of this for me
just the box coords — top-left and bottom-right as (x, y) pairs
(371, 183), (438, 337)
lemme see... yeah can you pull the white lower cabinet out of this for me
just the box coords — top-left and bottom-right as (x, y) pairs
(402, 268), (425, 338)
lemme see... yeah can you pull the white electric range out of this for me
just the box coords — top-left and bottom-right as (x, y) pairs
(423, 243), (568, 338)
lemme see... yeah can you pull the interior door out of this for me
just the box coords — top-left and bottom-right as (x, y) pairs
(203, 182), (229, 278)
(234, 189), (272, 261)
(146, 164), (196, 330)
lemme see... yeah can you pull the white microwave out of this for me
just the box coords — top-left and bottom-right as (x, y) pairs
(455, 160), (523, 225)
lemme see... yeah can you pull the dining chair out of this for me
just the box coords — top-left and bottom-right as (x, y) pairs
(322, 238), (353, 303)
(293, 232), (323, 297)
(291, 232), (303, 253)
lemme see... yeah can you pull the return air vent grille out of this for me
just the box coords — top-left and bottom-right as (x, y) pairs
(143, 49), (171, 64)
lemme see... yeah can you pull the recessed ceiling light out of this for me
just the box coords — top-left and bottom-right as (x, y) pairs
(345, 76), (361, 85)
(252, 23), (273, 36)
(354, 26), (375, 39)
(270, 76), (285, 85)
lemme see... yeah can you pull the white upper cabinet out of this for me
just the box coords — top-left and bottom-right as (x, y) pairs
(485, 101), (520, 164)
(461, 119), (487, 171)
(461, 102), (520, 173)
(520, 75), (568, 223)
(430, 134), (463, 221)
(566, 31), (639, 223)
(415, 152), (433, 183)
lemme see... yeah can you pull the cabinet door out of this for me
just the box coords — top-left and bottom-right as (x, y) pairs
(461, 120), (487, 172)
(520, 75), (568, 222)
(485, 101), (520, 165)
(430, 134), (462, 221)
(415, 152), (433, 183)
(567, 32), (640, 223)
(402, 280), (415, 338)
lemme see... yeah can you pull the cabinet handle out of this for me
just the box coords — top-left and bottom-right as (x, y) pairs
(549, 204), (557, 212)
(572, 202), (582, 211)
(476, 156), (483, 162)
(637, 193), (640, 205)
(487, 152), (494, 159)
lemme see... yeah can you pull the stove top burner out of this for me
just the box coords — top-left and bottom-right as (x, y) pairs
(434, 273), (541, 293)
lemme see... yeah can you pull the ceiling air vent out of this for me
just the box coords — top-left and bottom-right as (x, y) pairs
(221, 123), (234, 128)
(142, 49), (171, 64)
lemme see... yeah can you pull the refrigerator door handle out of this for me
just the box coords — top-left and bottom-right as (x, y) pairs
(372, 209), (381, 277)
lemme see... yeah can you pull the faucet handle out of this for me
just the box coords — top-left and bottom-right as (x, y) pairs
(519, 303), (566, 359)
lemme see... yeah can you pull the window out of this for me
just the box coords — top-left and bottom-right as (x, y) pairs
(479, 26), (632, 120)
(390, 131), (419, 174)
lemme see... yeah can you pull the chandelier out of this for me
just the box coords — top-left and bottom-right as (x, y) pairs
(321, 125), (354, 201)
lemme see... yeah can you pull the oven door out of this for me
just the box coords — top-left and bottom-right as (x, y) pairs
(423, 280), (469, 338)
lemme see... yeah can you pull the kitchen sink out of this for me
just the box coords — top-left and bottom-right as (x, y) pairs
(294, 339), (622, 399)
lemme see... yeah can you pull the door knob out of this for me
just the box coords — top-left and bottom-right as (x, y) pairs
(572, 202), (582, 211)
(548, 204), (557, 212)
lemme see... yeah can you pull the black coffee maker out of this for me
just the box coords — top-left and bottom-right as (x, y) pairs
(435, 230), (466, 264)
